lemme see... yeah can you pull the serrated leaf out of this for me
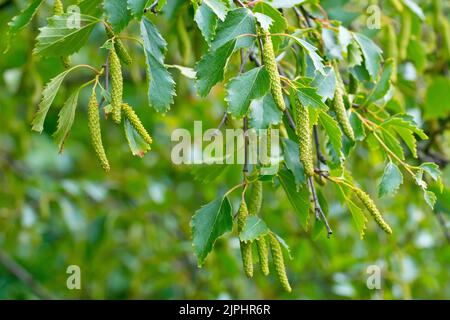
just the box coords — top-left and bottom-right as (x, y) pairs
(296, 86), (328, 110)
(203, 0), (228, 21)
(322, 28), (342, 60)
(226, 66), (270, 118)
(282, 138), (305, 186)
(353, 32), (382, 80)
(7, 0), (44, 36)
(239, 216), (269, 242)
(346, 198), (368, 239)
(53, 88), (80, 152)
(420, 162), (443, 191)
(191, 196), (233, 266)
(249, 93), (282, 129)
(278, 167), (310, 229)
(350, 112), (366, 141)
(290, 35), (325, 75)
(253, 1), (287, 50)
(34, 14), (98, 57)
(254, 12), (273, 31)
(347, 40), (363, 68)
(104, 0), (132, 32)
(141, 18), (175, 112)
(124, 119), (151, 157)
(318, 110), (343, 160)
(211, 8), (256, 50)
(128, 0), (151, 19)
(195, 39), (236, 97)
(424, 190), (437, 209)
(167, 64), (196, 79)
(365, 58), (394, 105)
(265, 0), (306, 8)
(378, 161), (403, 197)
(32, 70), (71, 132)
(194, 2), (218, 43)
(381, 130), (405, 160)
(311, 66), (336, 102)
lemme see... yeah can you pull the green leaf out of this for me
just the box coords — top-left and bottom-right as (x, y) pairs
(254, 12), (273, 32)
(253, 1), (287, 49)
(53, 89), (80, 152)
(322, 28), (342, 60)
(226, 67), (270, 118)
(347, 40), (363, 68)
(249, 93), (282, 129)
(346, 198), (368, 239)
(34, 14), (98, 57)
(194, 2), (218, 43)
(290, 35), (325, 75)
(420, 162), (443, 191)
(128, 0), (151, 19)
(32, 70), (71, 132)
(211, 8), (256, 50)
(191, 196), (233, 266)
(364, 58), (393, 105)
(378, 161), (403, 198)
(311, 66), (336, 102)
(104, 0), (132, 32)
(239, 216), (270, 243)
(424, 190), (437, 209)
(6, 0), (44, 37)
(424, 77), (450, 119)
(296, 86), (328, 110)
(350, 112), (366, 141)
(190, 164), (233, 183)
(203, 0), (228, 21)
(381, 130), (405, 160)
(403, 0), (425, 20)
(167, 65), (196, 79)
(318, 110), (343, 160)
(278, 167), (310, 229)
(265, 0), (306, 8)
(124, 119), (151, 157)
(353, 32), (382, 80)
(282, 138), (305, 186)
(141, 18), (175, 112)
(195, 39), (236, 97)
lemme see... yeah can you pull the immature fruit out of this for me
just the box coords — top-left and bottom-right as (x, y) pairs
(110, 48), (123, 124)
(247, 180), (262, 215)
(106, 27), (132, 65)
(237, 201), (253, 278)
(122, 103), (153, 146)
(262, 31), (286, 112)
(88, 90), (110, 172)
(333, 63), (355, 141)
(269, 233), (291, 292)
(355, 188), (392, 234)
(295, 99), (315, 177)
(256, 236), (270, 276)
(399, 10), (411, 61)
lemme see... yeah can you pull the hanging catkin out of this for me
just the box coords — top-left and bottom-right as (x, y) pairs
(294, 99), (315, 177)
(256, 236), (270, 276)
(385, 23), (398, 82)
(87, 89), (110, 172)
(269, 233), (291, 292)
(262, 31), (286, 112)
(399, 10), (411, 61)
(354, 188), (392, 234)
(237, 201), (253, 278)
(333, 62), (355, 141)
(106, 27), (132, 65)
(122, 103), (153, 145)
(248, 180), (262, 215)
(110, 47), (123, 124)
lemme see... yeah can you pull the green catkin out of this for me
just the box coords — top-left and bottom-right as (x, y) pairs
(333, 62), (355, 141)
(237, 201), (253, 278)
(354, 188), (392, 234)
(256, 236), (270, 276)
(269, 233), (291, 292)
(385, 23), (398, 82)
(53, 0), (71, 68)
(399, 10), (411, 61)
(121, 103), (153, 146)
(106, 28), (132, 65)
(294, 99), (315, 177)
(248, 180), (262, 215)
(88, 90), (110, 172)
(110, 48), (123, 124)
(262, 31), (286, 112)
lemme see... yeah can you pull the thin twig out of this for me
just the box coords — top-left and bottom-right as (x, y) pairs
(0, 250), (55, 300)
(308, 177), (333, 237)
(313, 125), (326, 164)
(213, 112), (228, 136)
(284, 108), (296, 132)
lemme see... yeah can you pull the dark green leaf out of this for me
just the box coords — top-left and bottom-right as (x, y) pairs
(239, 216), (269, 242)
(353, 32), (382, 80)
(53, 88), (80, 152)
(194, 2), (218, 43)
(104, 0), (132, 33)
(249, 93), (282, 129)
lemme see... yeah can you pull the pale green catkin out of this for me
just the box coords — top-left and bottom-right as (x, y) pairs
(122, 103), (153, 146)
(237, 201), (253, 278)
(333, 62), (355, 141)
(247, 180), (262, 215)
(262, 31), (286, 112)
(354, 188), (392, 234)
(385, 23), (398, 82)
(256, 236), (270, 276)
(399, 10), (411, 61)
(110, 48), (123, 124)
(295, 99), (315, 177)
(88, 90), (110, 172)
(269, 233), (291, 292)
(106, 27), (132, 65)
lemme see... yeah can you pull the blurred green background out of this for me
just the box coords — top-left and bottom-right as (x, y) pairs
(0, 0), (449, 299)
